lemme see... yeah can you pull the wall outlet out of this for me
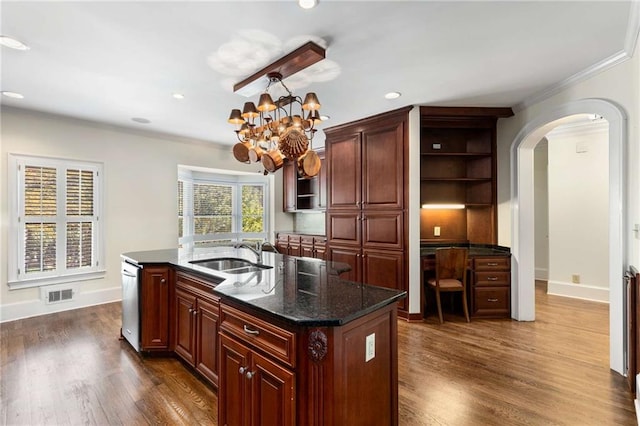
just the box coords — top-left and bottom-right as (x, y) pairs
(434, 226), (441, 237)
(572, 274), (580, 284)
(365, 333), (375, 362)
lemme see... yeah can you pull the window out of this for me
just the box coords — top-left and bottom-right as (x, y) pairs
(178, 168), (269, 248)
(8, 155), (104, 289)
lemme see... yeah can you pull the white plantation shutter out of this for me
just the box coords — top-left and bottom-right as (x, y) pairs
(9, 155), (104, 287)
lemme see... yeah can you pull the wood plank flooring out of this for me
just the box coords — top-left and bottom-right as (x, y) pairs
(1, 282), (636, 425)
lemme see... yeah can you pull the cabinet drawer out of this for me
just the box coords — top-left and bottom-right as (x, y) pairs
(288, 235), (301, 244)
(474, 257), (509, 271)
(474, 271), (510, 286)
(301, 236), (315, 245)
(220, 304), (296, 368)
(473, 287), (510, 317)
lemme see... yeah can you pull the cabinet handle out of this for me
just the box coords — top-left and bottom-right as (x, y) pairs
(487, 277), (498, 281)
(486, 262), (499, 266)
(160, 278), (166, 284)
(245, 371), (255, 380)
(243, 325), (260, 336)
(487, 298), (499, 302)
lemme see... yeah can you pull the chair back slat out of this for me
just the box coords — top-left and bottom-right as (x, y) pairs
(435, 248), (468, 281)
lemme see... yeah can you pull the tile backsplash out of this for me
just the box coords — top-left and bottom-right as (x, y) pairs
(294, 212), (325, 234)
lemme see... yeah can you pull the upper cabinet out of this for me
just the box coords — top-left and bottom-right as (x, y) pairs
(420, 107), (513, 244)
(326, 116), (405, 211)
(283, 150), (326, 212)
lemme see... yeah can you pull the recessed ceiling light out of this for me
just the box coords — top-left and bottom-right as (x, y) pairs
(0, 36), (30, 51)
(320, 115), (330, 121)
(298, 0), (318, 9)
(131, 117), (151, 124)
(384, 92), (401, 100)
(172, 93), (185, 100)
(1, 91), (24, 99)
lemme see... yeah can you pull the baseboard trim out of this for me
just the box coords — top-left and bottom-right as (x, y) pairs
(535, 267), (549, 281)
(547, 280), (609, 303)
(1, 286), (121, 323)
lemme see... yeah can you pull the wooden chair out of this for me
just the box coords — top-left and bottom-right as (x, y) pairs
(427, 247), (470, 324)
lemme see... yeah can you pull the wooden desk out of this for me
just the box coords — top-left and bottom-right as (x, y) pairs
(421, 248), (511, 319)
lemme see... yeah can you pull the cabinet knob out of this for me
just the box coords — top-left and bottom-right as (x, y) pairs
(160, 278), (166, 284)
(193, 310), (198, 316)
(245, 371), (255, 380)
(239, 366), (246, 375)
(188, 307), (193, 314)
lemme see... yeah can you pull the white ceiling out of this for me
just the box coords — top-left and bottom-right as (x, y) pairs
(0, 1), (634, 146)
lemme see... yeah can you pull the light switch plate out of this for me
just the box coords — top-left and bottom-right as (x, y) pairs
(365, 333), (375, 362)
(434, 226), (441, 237)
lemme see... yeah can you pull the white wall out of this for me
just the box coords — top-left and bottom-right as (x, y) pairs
(0, 107), (293, 322)
(534, 139), (549, 280)
(546, 120), (609, 301)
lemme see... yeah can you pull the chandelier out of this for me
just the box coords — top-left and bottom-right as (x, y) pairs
(228, 71), (323, 178)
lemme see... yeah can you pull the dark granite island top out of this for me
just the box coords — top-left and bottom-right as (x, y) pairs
(122, 247), (406, 327)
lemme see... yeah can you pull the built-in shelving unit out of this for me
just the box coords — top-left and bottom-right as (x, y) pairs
(420, 107), (513, 244)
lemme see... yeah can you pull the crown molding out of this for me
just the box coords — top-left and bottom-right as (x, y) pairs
(514, 0), (640, 113)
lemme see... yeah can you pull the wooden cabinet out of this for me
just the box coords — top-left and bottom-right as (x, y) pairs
(471, 256), (511, 318)
(276, 233), (326, 260)
(419, 107), (513, 244)
(218, 300), (399, 426)
(175, 272), (220, 386)
(140, 266), (170, 351)
(283, 151), (326, 212)
(219, 304), (296, 426)
(325, 107), (410, 317)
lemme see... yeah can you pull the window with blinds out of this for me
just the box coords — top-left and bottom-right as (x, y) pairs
(178, 171), (268, 248)
(9, 155), (104, 287)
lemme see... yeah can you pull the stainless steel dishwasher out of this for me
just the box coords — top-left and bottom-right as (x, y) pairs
(121, 260), (141, 352)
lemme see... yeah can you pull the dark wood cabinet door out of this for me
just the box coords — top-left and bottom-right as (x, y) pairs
(301, 243), (314, 259)
(361, 120), (405, 210)
(316, 151), (327, 210)
(196, 297), (219, 386)
(362, 249), (406, 311)
(219, 335), (251, 426)
(283, 160), (297, 212)
(327, 211), (361, 247)
(313, 244), (326, 260)
(326, 132), (361, 210)
(250, 350), (295, 426)
(174, 288), (196, 365)
(361, 210), (404, 250)
(140, 266), (170, 350)
(328, 245), (361, 282)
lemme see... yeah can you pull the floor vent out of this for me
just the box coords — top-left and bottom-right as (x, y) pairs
(46, 289), (74, 304)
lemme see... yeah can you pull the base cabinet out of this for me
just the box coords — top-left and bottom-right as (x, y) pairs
(471, 256), (511, 318)
(219, 334), (296, 426)
(276, 233), (326, 260)
(175, 272), (220, 386)
(140, 266), (170, 351)
(218, 301), (399, 426)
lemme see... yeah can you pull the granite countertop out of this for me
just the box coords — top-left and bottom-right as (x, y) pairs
(420, 243), (511, 257)
(122, 247), (405, 327)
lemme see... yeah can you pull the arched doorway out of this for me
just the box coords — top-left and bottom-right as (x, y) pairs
(510, 98), (627, 374)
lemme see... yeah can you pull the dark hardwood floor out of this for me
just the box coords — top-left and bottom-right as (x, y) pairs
(1, 281), (636, 425)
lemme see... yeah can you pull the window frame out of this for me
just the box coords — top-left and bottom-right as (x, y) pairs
(8, 154), (105, 289)
(178, 169), (270, 248)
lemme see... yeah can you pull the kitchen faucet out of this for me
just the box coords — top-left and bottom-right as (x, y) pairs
(233, 242), (262, 264)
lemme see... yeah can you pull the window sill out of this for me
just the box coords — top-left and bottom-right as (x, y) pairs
(7, 270), (107, 290)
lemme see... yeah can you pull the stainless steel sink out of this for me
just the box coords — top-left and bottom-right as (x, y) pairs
(190, 258), (272, 274)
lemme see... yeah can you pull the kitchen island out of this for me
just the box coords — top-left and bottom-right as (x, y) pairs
(122, 247), (406, 426)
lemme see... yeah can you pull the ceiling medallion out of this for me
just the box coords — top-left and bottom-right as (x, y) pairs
(228, 42), (325, 178)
